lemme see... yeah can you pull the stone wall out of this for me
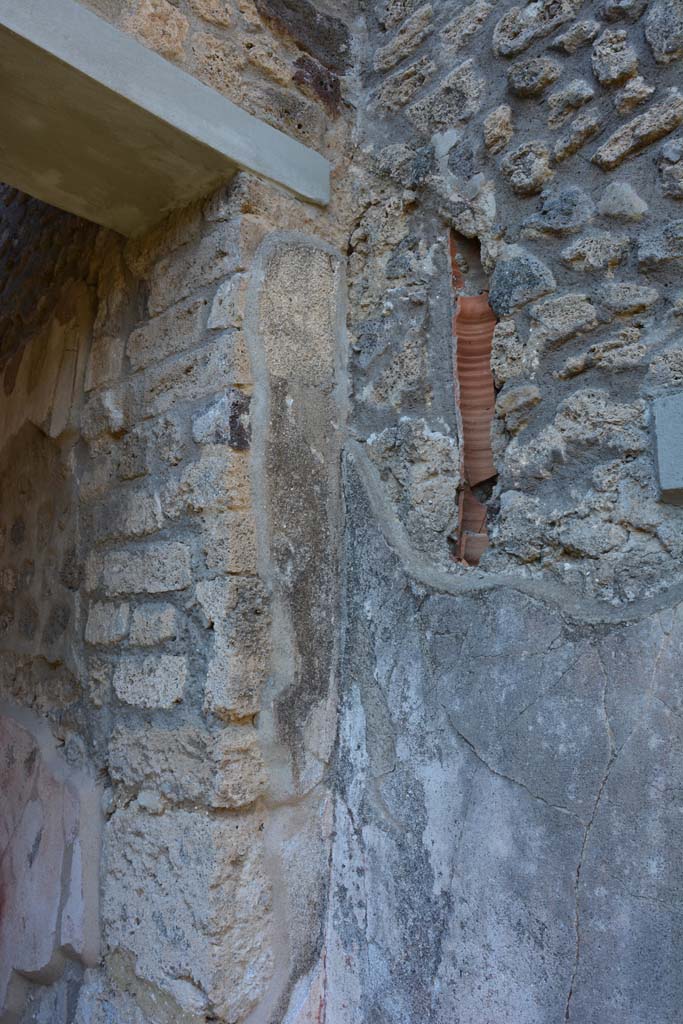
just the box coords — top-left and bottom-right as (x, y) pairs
(3, 0), (683, 1022)
(331, 1), (683, 1021)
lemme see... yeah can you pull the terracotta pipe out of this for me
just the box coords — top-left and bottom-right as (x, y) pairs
(450, 235), (497, 566)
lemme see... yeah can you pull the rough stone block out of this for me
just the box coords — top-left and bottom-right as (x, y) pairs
(123, 0), (189, 61)
(553, 107), (602, 162)
(89, 542), (192, 595)
(501, 141), (554, 195)
(103, 807), (272, 1019)
(113, 653), (187, 707)
(127, 295), (208, 371)
(85, 601), (130, 646)
(591, 29), (638, 87)
(207, 274), (247, 330)
(592, 90), (683, 170)
(653, 393), (683, 504)
(483, 104), (513, 153)
(493, 0), (583, 56)
(147, 219), (263, 316)
(407, 60), (483, 135)
(442, 0), (493, 53)
(129, 603), (178, 645)
(143, 336), (252, 415)
(376, 57), (437, 113)
(253, 0), (351, 73)
(507, 57), (560, 98)
(530, 293), (599, 342)
(489, 247), (556, 315)
(374, 4), (433, 72)
(645, 0), (683, 64)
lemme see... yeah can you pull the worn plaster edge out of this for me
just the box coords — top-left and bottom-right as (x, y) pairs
(0, 0), (330, 208)
(346, 438), (683, 627)
(242, 229), (347, 1024)
(0, 701), (103, 966)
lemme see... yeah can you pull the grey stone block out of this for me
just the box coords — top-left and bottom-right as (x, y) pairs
(654, 393), (683, 504)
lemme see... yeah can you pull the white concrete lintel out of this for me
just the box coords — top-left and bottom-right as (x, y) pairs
(0, 0), (330, 236)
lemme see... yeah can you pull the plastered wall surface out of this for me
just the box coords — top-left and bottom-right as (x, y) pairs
(2, 0), (683, 1022)
(333, 0), (683, 1021)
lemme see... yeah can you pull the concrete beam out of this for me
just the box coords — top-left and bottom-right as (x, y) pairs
(0, 0), (330, 236)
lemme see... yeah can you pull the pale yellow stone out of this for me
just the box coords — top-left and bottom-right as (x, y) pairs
(124, 0), (189, 61)
(188, 0), (232, 27)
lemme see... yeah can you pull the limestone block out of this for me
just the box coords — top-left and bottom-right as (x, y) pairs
(502, 142), (554, 195)
(253, 0), (352, 74)
(143, 336), (253, 415)
(188, 0), (232, 27)
(493, 0), (583, 57)
(147, 219), (263, 316)
(602, 282), (659, 313)
(98, 488), (164, 544)
(258, 243), (340, 384)
(507, 57), (560, 98)
(376, 57), (437, 113)
(489, 247), (555, 315)
(653, 393), (683, 503)
(127, 296), (208, 371)
(189, 32), (246, 101)
(613, 76), (654, 114)
(441, 1), (493, 54)
(108, 725), (212, 803)
(207, 275), (247, 330)
(162, 448), (252, 518)
(598, 181), (648, 220)
(490, 321), (522, 388)
(592, 90), (683, 169)
(196, 578), (271, 720)
(591, 29), (638, 87)
(90, 541), (192, 595)
(407, 60), (483, 136)
(547, 79), (594, 128)
(200, 509), (259, 574)
(638, 220), (683, 268)
(530, 293), (599, 343)
(365, 418), (460, 560)
(483, 104), (513, 154)
(212, 725), (267, 808)
(373, 4), (433, 73)
(551, 19), (599, 54)
(645, 0), (683, 64)
(129, 603), (178, 645)
(103, 808), (273, 1020)
(123, 0), (189, 61)
(192, 391), (252, 449)
(85, 601), (130, 646)
(561, 232), (630, 272)
(113, 654), (187, 707)
(553, 107), (602, 162)
(495, 383), (541, 433)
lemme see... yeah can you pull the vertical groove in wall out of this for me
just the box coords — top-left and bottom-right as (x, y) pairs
(450, 233), (497, 566)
